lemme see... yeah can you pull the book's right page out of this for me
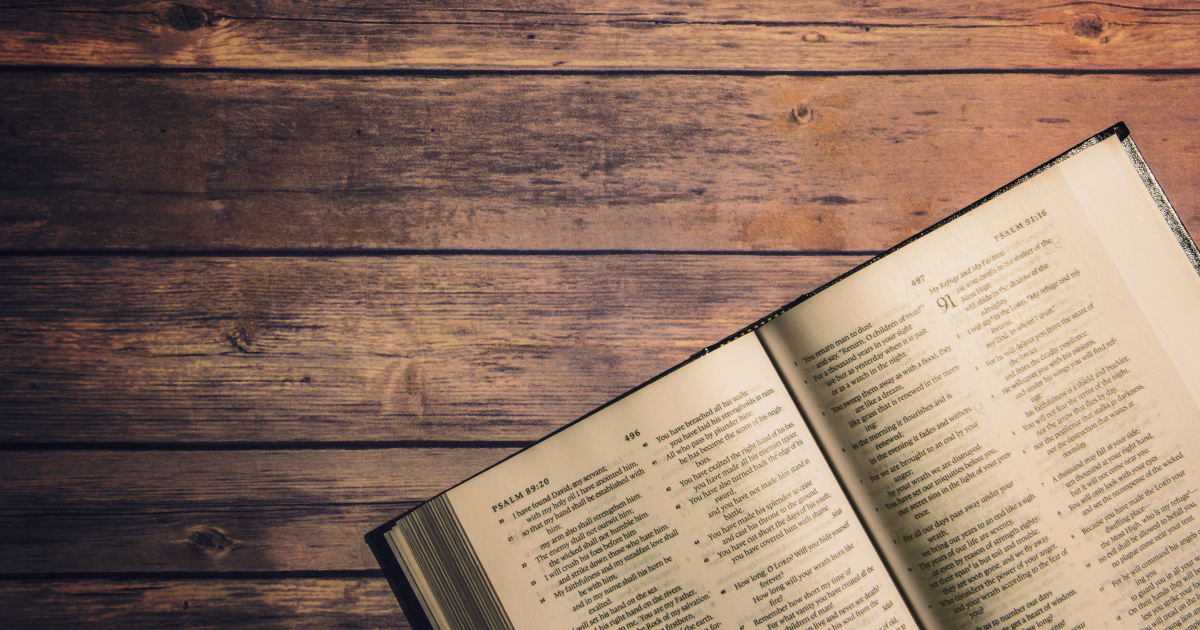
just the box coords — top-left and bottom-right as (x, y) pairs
(759, 130), (1200, 630)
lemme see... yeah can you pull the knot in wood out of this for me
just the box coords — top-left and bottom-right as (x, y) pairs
(186, 526), (243, 557)
(791, 103), (813, 125)
(1068, 13), (1106, 39)
(225, 318), (260, 353)
(155, 3), (216, 31)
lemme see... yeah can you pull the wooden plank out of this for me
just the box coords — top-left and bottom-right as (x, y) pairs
(2, 72), (1198, 252)
(0, 578), (407, 628)
(0, 448), (516, 572)
(0, 255), (865, 443)
(1, 1), (1198, 70)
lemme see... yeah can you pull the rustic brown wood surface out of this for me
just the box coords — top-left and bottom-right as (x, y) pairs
(2, 73), (1199, 251)
(0, 256), (865, 442)
(0, 448), (520, 572)
(1, 0), (1196, 625)
(4, 0), (1200, 70)
(0, 578), (411, 628)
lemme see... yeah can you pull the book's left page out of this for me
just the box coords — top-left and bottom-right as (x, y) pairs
(384, 334), (917, 630)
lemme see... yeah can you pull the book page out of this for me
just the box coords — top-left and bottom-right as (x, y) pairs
(413, 334), (917, 630)
(759, 133), (1200, 630)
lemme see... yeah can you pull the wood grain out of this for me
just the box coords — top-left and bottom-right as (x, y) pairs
(3, 73), (1199, 252)
(0, 578), (407, 628)
(1, 0), (1195, 624)
(0, 448), (516, 572)
(0, 255), (866, 442)
(2, 1), (1198, 70)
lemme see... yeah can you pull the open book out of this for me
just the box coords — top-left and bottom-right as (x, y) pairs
(367, 124), (1200, 630)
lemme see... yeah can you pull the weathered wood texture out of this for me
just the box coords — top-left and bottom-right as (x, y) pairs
(2, 1), (1199, 70)
(3, 73), (1199, 252)
(1, 0), (1194, 625)
(0, 255), (865, 442)
(0, 578), (407, 628)
(0, 448), (515, 572)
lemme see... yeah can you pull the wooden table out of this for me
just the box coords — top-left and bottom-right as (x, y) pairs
(1, 1), (1197, 626)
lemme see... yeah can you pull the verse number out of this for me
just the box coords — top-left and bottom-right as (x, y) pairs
(624, 429), (641, 441)
(525, 478), (550, 495)
(937, 294), (957, 312)
(911, 274), (924, 286)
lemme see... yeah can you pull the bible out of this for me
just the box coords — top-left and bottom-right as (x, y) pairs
(367, 123), (1200, 630)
